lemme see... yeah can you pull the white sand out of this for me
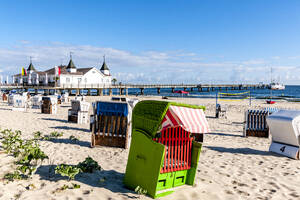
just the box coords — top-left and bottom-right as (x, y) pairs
(0, 95), (299, 200)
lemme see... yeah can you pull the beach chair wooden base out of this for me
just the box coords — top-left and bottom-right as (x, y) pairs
(68, 111), (88, 124)
(246, 130), (269, 138)
(91, 134), (127, 148)
(68, 115), (78, 123)
(41, 106), (52, 114)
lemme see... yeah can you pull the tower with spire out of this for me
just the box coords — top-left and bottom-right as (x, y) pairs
(27, 56), (36, 74)
(100, 55), (110, 76)
(66, 52), (77, 73)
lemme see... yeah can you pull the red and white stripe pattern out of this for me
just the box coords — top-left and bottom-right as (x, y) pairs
(160, 105), (209, 134)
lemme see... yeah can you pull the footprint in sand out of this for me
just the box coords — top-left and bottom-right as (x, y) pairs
(283, 172), (289, 176)
(269, 189), (277, 194)
(268, 182), (280, 189)
(236, 190), (250, 196)
(225, 190), (234, 195)
(289, 192), (300, 198)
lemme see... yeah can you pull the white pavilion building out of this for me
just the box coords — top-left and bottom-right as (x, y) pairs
(13, 56), (112, 87)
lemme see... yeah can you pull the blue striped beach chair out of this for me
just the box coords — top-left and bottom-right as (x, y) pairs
(244, 109), (270, 137)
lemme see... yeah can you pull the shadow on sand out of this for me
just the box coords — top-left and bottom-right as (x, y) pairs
(207, 132), (243, 138)
(59, 105), (71, 108)
(42, 138), (91, 148)
(36, 165), (138, 199)
(205, 146), (272, 156)
(41, 118), (69, 123)
(0, 107), (12, 111)
(50, 126), (90, 133)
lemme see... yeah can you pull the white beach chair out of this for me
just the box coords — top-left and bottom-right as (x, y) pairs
(31, 95), (43, 109)
(216, 104), (227, 119)
(12, 95), (28, 111)
(68, 100), (90, 124)
(267, 110), (300, 159)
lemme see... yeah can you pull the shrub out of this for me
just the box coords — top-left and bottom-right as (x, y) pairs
(50, 131), (64, 138)
(55, 164), (82, 180)
(77, 156), (101, 173)
(69, 135), (79, 142)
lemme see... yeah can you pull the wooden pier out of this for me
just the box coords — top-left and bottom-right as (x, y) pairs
(0, 83), (268, 96)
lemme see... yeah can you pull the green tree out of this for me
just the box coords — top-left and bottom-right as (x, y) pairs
(112, 78), (117, 85)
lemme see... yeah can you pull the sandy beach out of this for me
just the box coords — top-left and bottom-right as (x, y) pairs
(0, 96), (299, 200)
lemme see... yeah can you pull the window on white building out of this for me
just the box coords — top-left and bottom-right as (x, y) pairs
(78, 78), (82, 82)
(66, 78), (70, 83)
(85, 78), (87, 83)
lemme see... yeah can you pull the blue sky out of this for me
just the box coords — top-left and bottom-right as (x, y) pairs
(1, 0), (300, 84)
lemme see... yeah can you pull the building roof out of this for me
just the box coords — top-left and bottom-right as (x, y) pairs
(27, 62), (36, 71)
(14, 64), (110, 77)
(77, 68), (93, 74)
(45, 65), (83, 75)
(67, 59), (76, 69)
(100, 61), (109, 71)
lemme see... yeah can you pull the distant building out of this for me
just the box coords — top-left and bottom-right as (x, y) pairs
(13, 57), (112, 87)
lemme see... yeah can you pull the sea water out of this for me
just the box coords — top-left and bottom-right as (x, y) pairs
(7, 85), (300, 101)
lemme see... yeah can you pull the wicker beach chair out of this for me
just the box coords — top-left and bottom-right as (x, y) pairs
(124, 100), (209, 198)
(267, 110), (300, 159)
(90, 101), (131, 148)
(244, 109), (271, 137)
(12, 95), (28, 111)
(68, 100), (90, 124)
(41, 96), (57, 114)
(216, 104), (227, 119)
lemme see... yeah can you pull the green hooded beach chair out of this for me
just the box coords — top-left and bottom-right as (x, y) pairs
(124, 100), (209, 198)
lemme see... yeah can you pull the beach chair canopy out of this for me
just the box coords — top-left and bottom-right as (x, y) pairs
(96, 101), (128, 116)
(132, 100), (207, 138)
(267, 110), (300, 147)
(159, 105), (209, 134)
